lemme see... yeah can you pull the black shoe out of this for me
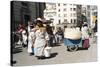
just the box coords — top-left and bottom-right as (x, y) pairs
(37, 57), (41, 59)
(30, 53), (34, 56)
(37, 56), (45, 59)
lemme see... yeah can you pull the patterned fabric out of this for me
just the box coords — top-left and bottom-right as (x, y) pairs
(64, 38), (82, 46)
(33, 28), (49, 56)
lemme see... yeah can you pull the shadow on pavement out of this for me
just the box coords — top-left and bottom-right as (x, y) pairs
(52, 44), (61, 47)
(66, 45), (90, 52)
(12, 47), (23, 54)
(77, 45), (90, 51)
(40, 53), (58, 60)
(49, 52), (58, 58)
(78, 47), (88, 50)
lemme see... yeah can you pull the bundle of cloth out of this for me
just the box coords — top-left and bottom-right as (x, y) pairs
(64, 28), (82, 40)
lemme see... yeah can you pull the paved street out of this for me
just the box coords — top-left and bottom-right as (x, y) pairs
(13, 37), (97, 66)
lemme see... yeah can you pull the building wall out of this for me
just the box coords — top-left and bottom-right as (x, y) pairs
(13, 1), (22, 24)
(44, 3), (57, 26)
(44, 3), (77, 27)
(56, 3), (77, 24)
(44, 3), (97, 30)
(76, 5), (82, 27)
(29, 2), (37, 19)
(90, 5), (97, 27)
(11, 1), (46, 31)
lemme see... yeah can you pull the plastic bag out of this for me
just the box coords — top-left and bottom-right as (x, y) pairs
(44, 46), (52, 57)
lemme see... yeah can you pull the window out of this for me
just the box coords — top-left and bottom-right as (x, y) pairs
(21, 2), (28, 6)
(74, 19), (76, 23)
(87, 12), (90, 17)
(73, 4), (76, 6)
(70, 13), (72, 17)
(58, 3), (60, 6)
(73, 8), (76, 11)
(58, 20), (61, 24)
(63, 8), (67, 11)
(64, 19), (67, 22)
(83, 7), (86, 11)
(58, 14), (60, 17)
(70, 8), (72, 11)
(73, 13), (76, 17)
(58, 9), (60, 12)
(71, 19), (73, 23)
(64, 14), (67, 17)
(63, 4), (67, 6)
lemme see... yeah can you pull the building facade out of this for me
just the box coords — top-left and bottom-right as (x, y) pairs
(90, 5), (97, 26)
(11, 1), (45, 31)
(81, 5), (97, 27)
(43, 3), (56, 26)
(44, 3), (97, 29)
(44, 3), (77, 29)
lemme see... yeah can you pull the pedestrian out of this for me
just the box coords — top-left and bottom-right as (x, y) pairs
(32, 20), (50, 59)
(52, 27), (57, 45)
(22, 29), (27, 47)
(92, 16), (97, 43)
(93, 19), (97, 36)
(46, 25), (54, 47)
(27, 20), (33, 34)
(55, 27), (64, 44)
(27, 25), (35, 56)
(81, 24), (89, 48)
(15, 24), (24, 47)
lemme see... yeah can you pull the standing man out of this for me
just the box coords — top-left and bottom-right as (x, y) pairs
(46, 25), (54, 47)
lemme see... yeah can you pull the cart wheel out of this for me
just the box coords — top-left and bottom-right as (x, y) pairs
(67, 45), (78, 52)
